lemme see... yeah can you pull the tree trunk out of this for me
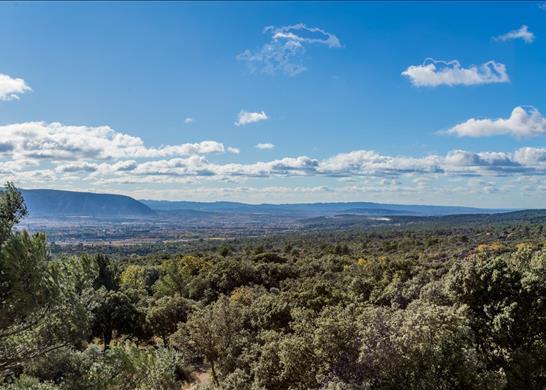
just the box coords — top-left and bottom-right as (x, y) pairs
(103, 330), (112, 351)
(209, 358), (219, 386)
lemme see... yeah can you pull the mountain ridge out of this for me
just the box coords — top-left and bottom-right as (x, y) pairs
(19, 188), (515, 219)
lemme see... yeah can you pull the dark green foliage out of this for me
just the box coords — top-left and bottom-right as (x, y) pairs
(447, 250), (546, 388)
(218, 245), (230, 257)
(0, 184), (97, 373)
(93, 254), (119, 291)
(146, 295), (194, 344)
(171, 296), (249, 386)
(91, 289), (141, 349)
(0, 182), (27, 244)
(25, 348), (96, 388)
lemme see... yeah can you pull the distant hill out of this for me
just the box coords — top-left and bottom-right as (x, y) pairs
(22, 189), (155, 218)
(142, 200), (509, 217)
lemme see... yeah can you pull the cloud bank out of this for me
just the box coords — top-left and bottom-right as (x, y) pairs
(3, 119), (546, 185)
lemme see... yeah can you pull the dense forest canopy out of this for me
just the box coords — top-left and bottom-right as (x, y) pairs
(1, 183), (545, 389)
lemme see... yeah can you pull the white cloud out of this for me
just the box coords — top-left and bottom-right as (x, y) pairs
(318, 150), (442, 176)
(237, 23), (342, 76)
(442, 150), (523, 175)
(495, 25), (535, 43)
(0, 73), (31, 101)
(402, 59), (509, 87)
(0, 121), (237, 161)
(184, 117), (194, 124)
(268, 24), (341, 48)
(235, 110), (268, 127)
(55, 162), (99, 174)
(0, 159), (39, 174)
(513, 147), (546, 167)
(444, 106), (546, 137)
(255, 143), (275, 150)
(227, 147), (240, 154)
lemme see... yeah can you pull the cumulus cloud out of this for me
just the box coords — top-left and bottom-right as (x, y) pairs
(513, 147), (546, 167)
(0, 121), (237, 161)
(442, 150), (525, 175)
(444, 106), (546, 137)
(184, 117), (194, 124)
(402, 59), (509, 87)
(318, 150), (442, 176)
(235, 110), (268, 127)
(55, 162), (99, 174)
(495, 25), (535, 43)
(255, 143), (275, 150)
(237, 23), (342, 76)
(0, 73), (31, 101)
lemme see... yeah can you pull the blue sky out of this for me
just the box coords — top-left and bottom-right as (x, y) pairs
(1, 1), (546, 207)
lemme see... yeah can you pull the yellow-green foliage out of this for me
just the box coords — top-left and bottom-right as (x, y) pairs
(476, 241), (508, 254)
(120, 264), (147, 289)
(160, 255), (211, 276)
(154, 256), (212, 297)
(230, 286), (254, 305)
(356, 257), (369, 267)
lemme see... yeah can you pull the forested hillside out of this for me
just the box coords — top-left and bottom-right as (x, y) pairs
(1, 183), (545, 389)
